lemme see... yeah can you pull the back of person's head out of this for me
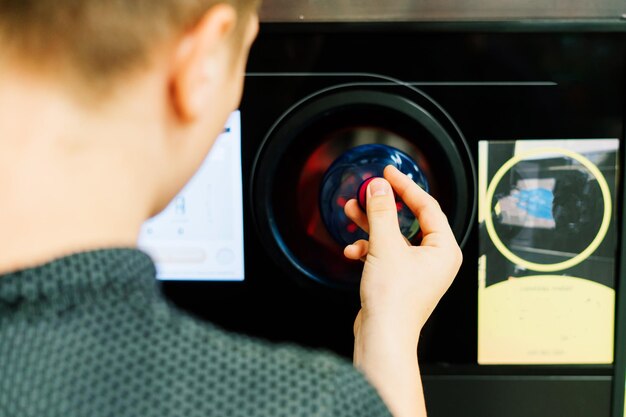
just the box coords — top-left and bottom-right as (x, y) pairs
(0, 0), (260, 95)
(0, 0), (261, 255)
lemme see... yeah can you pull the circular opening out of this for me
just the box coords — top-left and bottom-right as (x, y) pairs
(253, 89), (475, 289)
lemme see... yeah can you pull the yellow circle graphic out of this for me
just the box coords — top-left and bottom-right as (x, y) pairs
(484, 147), (612, 272)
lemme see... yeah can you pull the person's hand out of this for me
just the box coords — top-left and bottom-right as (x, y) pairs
(344, 165), (462, 339)
(344, 165), (462, 417)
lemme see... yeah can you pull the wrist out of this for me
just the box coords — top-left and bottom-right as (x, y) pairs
(353, 313), (421, 367)
(356, 308), (424, 346)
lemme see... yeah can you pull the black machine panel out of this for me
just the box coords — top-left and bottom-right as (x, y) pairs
(162, 25), (626, 416)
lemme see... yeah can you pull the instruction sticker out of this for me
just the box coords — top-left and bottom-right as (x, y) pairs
(478, 139), (618, 364)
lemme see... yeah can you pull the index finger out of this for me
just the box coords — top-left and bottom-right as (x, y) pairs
(383, 165), (456, 247)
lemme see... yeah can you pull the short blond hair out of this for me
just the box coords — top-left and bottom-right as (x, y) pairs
(0, 0), (259, 88)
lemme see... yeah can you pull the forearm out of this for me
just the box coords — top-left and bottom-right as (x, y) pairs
(353, 318), (426, 417)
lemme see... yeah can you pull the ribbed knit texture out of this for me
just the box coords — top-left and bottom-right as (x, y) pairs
(0, 248), (391, 417)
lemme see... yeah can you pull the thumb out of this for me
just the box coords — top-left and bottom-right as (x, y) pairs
(366, 177), (402, 248)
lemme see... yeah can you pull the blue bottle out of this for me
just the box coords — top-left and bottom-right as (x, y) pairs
(319, 144), (430, 247)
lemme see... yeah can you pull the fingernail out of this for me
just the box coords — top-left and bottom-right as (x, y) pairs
(369, 178), (390, 197)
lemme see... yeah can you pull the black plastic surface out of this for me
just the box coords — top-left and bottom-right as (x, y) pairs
(424, 375), (612, 417)
(612, 83), (626, 417)
(162, 24), (626, 417)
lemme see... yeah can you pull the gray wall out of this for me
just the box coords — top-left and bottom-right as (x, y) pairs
(260, 0), (626, 22)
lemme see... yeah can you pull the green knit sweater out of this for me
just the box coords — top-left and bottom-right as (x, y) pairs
(0, 248), (391, 417)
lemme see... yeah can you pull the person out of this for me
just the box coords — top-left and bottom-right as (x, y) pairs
(0, 0), (463, 416)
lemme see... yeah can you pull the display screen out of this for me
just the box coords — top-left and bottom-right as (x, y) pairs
(138, 111), (245, 281)
(478, 139), (618, 364)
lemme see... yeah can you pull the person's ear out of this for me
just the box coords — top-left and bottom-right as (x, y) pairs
(171, 4), (237, 122)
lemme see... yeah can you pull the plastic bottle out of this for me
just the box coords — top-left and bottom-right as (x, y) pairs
(319, 144), (430, 247)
